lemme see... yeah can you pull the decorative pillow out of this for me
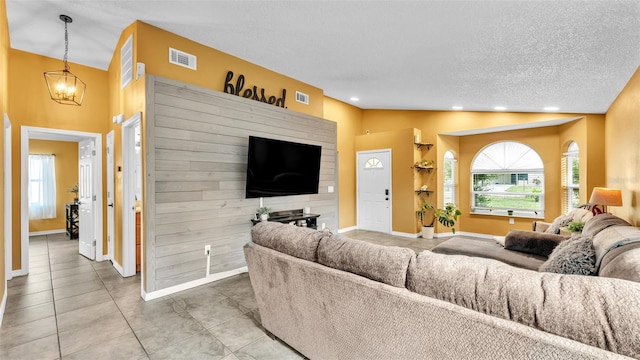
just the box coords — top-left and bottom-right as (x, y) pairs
(504, 230), (567, 257)
(539, 234), (596, 275)
(544, 213), (574, 234)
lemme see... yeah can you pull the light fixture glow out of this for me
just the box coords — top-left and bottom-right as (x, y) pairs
(494, 106), (507, 111)
(44, 15), (86, 106)
(350, 97), (359, 102)
(543, 106), (559, 111)
(452, 106), (463, 110)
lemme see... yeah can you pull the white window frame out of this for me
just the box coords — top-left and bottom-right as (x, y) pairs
(443, 151), (457, 206)
(564, 141), (580, 212)
(470, 141), (545, 218)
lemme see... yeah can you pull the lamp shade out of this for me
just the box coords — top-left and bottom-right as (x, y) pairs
(589, 187), (622, 206)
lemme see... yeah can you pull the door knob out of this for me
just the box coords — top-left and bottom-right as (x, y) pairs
(108, 203), (114, 207)
(385, 197), (389, 201)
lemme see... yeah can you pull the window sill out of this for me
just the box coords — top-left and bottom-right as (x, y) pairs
(470, 211), (544, 220)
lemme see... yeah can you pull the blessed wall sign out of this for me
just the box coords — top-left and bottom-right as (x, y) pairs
(223, 71), (286, 108)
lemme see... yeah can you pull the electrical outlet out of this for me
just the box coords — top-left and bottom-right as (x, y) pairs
(509, 218), (514, 225)
(204, 245), (211, 255)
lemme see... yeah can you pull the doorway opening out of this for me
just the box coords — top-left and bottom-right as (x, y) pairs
(20, 126), (104, 274)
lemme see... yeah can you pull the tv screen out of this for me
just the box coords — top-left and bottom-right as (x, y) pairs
(245, 136), (322, 198)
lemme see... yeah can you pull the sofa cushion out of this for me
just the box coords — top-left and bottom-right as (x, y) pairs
(504, 230), (568, 257)
(544, 212), (574, 234)
(592, 225), (640, 270)
(317, 234), (415, 288)
(582, 213), (631, 237)
(251, 221), (325, 262)
(538, 234), (596, 275)
(599, 243), (640, 283)
(432, 236), (546, 271)
(407, 251), (640, 358)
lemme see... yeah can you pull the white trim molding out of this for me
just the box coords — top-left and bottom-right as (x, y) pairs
(142, 267), (248, 301)
(29, 229), (66, 237)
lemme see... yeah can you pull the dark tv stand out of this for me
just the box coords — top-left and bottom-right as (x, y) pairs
(251, 209), (320, 229)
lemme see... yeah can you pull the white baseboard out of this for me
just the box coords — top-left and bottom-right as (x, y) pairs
(142, 266), (248, 301)
(390, 231), (419, 238)
(454, 231), (494, 239)
(28, 229), (65, 236)
(12, 268), (28, 277)
(338, 226), (358, 233)
(113, 260), (125, 277)
(0, 282), (7, 327)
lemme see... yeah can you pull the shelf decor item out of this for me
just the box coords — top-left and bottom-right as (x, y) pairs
(257, 206), (272, 221)
(67, 183), (79, 204)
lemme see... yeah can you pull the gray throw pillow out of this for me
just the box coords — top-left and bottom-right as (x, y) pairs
(539, 234), (596, 275)
(545, 213), (574, 234)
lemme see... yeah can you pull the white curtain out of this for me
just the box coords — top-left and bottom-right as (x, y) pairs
(29, 154), (57, 220)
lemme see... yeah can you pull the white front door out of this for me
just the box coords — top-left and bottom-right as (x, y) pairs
(357, 150), (392, 233)
(106, 131), (115, 261)
(78, 139), (95, 260)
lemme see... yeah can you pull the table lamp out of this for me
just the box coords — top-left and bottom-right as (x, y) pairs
(589, 187), (622, 215)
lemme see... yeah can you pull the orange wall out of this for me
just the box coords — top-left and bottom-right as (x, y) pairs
(355, 128), (416, 233)
(28, 140), (79, 233)
(605, 66), (640, 225)
(360, 110), (606, 235)
(7, 49), (109, 269)
(135, 22), (323, 117)
(1, 0), (8, 304)
(322, 96), (363, 228)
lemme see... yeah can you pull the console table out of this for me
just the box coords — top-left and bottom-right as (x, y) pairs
(251, 209), (320, 229)
(66, 203), (79, 239)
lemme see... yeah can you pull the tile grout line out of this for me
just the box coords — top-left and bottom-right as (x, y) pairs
(91, 262), (151, 359)
(45, 234), (64, 360)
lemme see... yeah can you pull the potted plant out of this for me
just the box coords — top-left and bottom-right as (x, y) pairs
(417, 202), (462, 239)
(67, 183), (79, 203)
(257, 206), (272, 221)
(413, 160), (435, 169)
(565, 220), (585, 233)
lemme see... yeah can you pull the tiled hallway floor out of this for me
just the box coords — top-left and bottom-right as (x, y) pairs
(0, 233), (303, 360)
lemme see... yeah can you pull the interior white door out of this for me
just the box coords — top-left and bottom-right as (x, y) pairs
(357, 150), (391, 233)
(78, 139), (95, 260)
(106, 131), (115, 261)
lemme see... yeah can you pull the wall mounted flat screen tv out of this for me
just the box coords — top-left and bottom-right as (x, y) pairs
(245, 136), (322, 198)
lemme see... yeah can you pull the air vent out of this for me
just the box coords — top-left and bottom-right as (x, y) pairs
(121, 35), (133, 89)
(169, 47), (197, 70)
(295, 91), (309, 105)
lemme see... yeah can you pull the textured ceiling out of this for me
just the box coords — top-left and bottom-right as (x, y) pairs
(6, 0), (640, 113)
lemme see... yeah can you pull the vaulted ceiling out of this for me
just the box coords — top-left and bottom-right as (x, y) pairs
(6, 1), (640, 113)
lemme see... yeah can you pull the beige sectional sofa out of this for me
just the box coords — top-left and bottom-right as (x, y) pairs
(244, 220), (640, 359)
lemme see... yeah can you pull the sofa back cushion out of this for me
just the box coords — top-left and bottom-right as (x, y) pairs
(599, 243), (640, 283)
(317, 234), (415, 288)
(251, 221), (325, 262)
(407, 251), (640, 358)
(582, 213), (631, 237)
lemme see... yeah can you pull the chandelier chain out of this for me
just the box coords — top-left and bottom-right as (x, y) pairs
(63, 20), (69, 71)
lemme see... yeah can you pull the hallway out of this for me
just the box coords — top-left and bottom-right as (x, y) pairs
(0, 233), (302, 359)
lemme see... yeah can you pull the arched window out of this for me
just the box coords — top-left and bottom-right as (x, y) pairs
(443, 151), (457, 206)
(471, 141), (544, 217)
(563, 141), (580, 213)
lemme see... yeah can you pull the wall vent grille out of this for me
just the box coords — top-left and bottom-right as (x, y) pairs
(295, 91), (309, 105)
(169, 47), (197, 70)
(121, 35), (133, 89)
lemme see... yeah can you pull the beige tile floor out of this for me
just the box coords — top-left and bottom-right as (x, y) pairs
(1, 230), (443, 359)
(0, 233), (303, 360)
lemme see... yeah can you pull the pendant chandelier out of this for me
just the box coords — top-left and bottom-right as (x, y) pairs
(43, 15), (86, 106)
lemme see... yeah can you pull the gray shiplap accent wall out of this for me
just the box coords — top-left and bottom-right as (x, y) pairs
(145, 76), (337, 291)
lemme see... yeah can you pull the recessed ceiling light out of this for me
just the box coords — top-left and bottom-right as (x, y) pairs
(494, 106), (507, 111)
(452, 106), (463, 110)
(350, 97), (359, 102)
(543, 106), (559, 111)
